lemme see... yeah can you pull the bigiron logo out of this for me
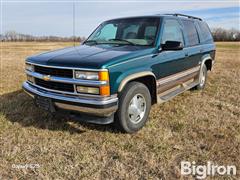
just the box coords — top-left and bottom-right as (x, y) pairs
(181, 161), (237, 179)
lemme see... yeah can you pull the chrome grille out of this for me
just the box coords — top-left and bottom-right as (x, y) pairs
(25, 63), (108, 96)
(35, 78), (74, 92)
(34, 65), (73, 78)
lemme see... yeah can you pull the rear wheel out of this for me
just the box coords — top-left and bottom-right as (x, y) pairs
(115, 82), (151, 133)
(194, 64), (208, 90)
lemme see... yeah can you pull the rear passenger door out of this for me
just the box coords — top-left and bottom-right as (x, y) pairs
(181, 20), (202, 69)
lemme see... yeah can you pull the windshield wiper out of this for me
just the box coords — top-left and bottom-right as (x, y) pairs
(84, 40), (98, 45)
(84, 40), (120, 45)
(84, 39), (139, 46)
(109, 38), (137, 45)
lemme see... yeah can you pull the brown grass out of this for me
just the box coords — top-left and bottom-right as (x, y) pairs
(0, 41), (240, 179)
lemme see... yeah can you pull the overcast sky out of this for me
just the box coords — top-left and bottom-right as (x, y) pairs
(1, 0), (240, 37)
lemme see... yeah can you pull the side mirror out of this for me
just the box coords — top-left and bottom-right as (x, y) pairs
(161, 41), (183, 51)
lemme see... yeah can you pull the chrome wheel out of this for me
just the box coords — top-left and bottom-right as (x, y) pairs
(128, 93), (146, 124)
(199, 66), (206, 86)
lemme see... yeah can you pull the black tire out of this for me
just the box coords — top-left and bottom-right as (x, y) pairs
(114, 81), (151, 133)
(194, 64), (208, 90)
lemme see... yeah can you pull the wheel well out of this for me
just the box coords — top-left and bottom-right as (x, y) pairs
(204, 59), (212, 71)
(129, 75), (157, 105)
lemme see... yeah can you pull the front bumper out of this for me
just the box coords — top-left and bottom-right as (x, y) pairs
(22, 82), (118, 117)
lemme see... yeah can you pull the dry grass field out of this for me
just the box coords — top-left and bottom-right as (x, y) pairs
(0, 42), (239, 179)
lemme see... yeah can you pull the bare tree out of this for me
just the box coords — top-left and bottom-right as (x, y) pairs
(2, 31), (85, 42)
(212, 28), (240, 41)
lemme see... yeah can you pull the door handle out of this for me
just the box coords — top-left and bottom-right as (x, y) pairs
(185, 53), (189, 57)
(200, 49), (203, 53)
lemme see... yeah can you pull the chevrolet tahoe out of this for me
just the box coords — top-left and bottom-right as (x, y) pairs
(23, 14), (216, 133)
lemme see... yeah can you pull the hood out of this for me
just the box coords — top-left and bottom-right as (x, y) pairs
(27, 44), (152, 69)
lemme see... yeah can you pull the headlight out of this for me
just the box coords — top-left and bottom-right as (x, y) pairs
(75, 70), (110, 96)
(27, 75), (34, 83)
(75, 71), (99, 80)
(26, 63), (33, 71)
(76, 86), (99, 94)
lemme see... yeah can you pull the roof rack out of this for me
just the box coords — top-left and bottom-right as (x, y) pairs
(164, 13), (202, 21)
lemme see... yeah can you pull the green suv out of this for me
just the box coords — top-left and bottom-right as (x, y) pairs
(23, 14), (216, 133)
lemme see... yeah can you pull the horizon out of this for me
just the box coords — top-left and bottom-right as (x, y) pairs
(1, 1), (240, 37)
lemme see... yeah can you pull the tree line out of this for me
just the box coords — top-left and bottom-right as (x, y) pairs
(0, 28), (239, 42)
(0, 31), (86, 42)
(211, 28), (240, 41)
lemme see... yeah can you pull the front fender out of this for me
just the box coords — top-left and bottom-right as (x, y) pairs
(109, 67), (155, 94)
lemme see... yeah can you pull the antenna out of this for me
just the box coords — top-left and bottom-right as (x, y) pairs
(73, 1), (76, 46)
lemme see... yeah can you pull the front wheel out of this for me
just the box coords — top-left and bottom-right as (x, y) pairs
(115, 82), (151, 133)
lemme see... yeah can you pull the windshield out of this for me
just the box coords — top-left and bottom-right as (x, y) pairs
(85, 17), (160, 46)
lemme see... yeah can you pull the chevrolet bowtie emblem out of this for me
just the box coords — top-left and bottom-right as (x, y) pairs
(43, 75), (51, 81)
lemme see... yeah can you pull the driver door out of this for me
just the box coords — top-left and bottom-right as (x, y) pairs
(152, 18), (187, 79)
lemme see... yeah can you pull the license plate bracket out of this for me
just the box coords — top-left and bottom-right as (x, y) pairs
(35, 95), (55, 112)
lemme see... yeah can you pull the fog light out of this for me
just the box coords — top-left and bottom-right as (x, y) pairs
(76, 86), (99, 94)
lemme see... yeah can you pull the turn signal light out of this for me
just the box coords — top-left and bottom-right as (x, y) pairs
(100, 86), (110, 96)
(99, 71), (109, 81)
(99, 71), (110, 96)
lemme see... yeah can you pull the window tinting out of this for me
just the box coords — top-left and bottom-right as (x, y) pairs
(161, 19), (184, 44)
(87, 18), (160, 46)
(122, 25), (139, 39)
(144, 26), (157, 39)
(198, 21), (213, 43)
(182, 20), (199, 46)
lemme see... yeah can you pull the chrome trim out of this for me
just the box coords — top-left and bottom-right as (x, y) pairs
(27, 62), (108, 72)
(118, 71), (156, 92)
(27, 81), (114, 99)
(26, 71), (107, 86)
(157, 80), (199, 103)
(23, 89), (35, 98)
(23, 82), (118, 106)
(157, 66), (200, 85)
(54, 102), (117, 117)
(212, 60), (215, 65)
(200, 55), (213, 68)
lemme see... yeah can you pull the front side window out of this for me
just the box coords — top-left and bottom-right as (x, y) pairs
(86, 18), (160, 46)
(182, 20), (199, 46)
(92, 24), (117, 40)
(161, 19), (184, 45)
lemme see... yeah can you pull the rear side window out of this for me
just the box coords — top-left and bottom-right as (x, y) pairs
(197, 21), (213, 43)
(182, 20), (199, 46)
(161, 19), (184, 44)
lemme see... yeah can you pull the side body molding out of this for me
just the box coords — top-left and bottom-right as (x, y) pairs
(118, 71), (156, 92)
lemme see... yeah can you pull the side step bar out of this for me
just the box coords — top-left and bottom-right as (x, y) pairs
(157, 80), (199, 103)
